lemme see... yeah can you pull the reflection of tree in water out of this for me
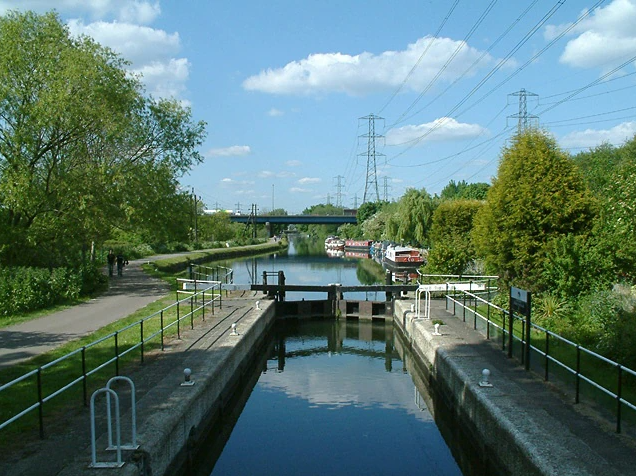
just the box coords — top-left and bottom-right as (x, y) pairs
(293, 236), (328, 256)
(356, 259), (384, 285)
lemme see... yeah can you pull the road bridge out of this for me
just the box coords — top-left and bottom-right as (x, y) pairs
(229, 214), (357, 225)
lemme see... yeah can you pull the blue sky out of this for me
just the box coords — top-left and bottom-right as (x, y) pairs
(4, 1), (636, 213)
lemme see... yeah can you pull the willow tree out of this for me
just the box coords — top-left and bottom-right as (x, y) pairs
(472, 129), (594, 290)
(0, 11), (206, 266)
(386, 188), (435, 247)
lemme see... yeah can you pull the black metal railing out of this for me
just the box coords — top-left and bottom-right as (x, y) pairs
(0, 282), (222, 439)
(446, 290), (636, 434)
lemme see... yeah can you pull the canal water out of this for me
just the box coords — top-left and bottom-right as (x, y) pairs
(190, 319), (464, 476)
(223, 237), (417, 301)
(184, 238), (490, 475)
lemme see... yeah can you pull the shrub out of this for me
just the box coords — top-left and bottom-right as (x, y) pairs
(0, 264), (106, 316)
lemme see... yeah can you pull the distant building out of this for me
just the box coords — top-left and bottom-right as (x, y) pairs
(343, 208), (358, 216)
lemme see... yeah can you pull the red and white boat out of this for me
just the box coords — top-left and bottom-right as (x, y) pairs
(325, 236), (345, 251)
(344, 239), (373, 250)
(383, 244), (425, 266)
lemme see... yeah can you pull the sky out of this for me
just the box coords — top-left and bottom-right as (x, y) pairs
(3, 0), (636, 214)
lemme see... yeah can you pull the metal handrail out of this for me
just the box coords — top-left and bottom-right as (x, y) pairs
(447, 290), (636, 433)
(0, 279), (226, 438)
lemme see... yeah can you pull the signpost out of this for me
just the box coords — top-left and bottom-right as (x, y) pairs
(509, 286), (532, 370)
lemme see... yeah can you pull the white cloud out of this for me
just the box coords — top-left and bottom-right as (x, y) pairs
(221, 178), (254, 186)
(67, 19), (189, 99)
(298, 177), (321, 184)
(547, 0), (636, 69)
(258, 170), (296, 178)
(243, 35), (495, 96)
(67, 20), (180, 64)
(386, 117), (488, 146)
(286, 160), (302, 167)
(0, 0), (161, 24)
(560, 121), (636, 148)
(290, 187), (311, 193)
(268, 108), (284, 117)
(207, 146), (251, 157)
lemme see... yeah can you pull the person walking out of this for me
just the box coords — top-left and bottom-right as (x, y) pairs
(116, 253), (128, 276)
(107, 250), (116, 277)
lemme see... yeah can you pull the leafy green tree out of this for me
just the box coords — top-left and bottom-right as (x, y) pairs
(0, 11), (206, 266)
(572, 143), (622, 196)
(356, 201), (388, 223)
(337, 223), (362, 239)
(385, 188), (435, 246)
(472, 129), (594, 290)
(299, 203), (343, 237)
(440, 180), (490, 201)
(426, 200), (482, 274)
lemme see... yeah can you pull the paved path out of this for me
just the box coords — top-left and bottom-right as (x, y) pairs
(0, 256), (174, 368)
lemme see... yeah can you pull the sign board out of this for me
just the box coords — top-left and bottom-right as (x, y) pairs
(510, 286), (530, 313)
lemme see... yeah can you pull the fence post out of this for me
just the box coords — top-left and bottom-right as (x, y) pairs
(508, 297), (514, 359)
(502, 310), (506, 351)
(617, 365), (623, 433)
(575, 345), (581, 404)
(462, 292), (466, 322)
(202, 289), (206, 321)
(473, 292), (478, 330)
(453, 286), (456, 315)
(140, 320), (144, 364)
(544, 332), (549, 381)
(82, 347), (88, 407)
(114, 332), (119, 376)
(37, 368), (44, 439)
(160, 310), (164, 351)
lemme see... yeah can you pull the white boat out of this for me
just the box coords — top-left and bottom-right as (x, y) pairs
(324, 236), (345, 250)
(384, 245), (424, 266)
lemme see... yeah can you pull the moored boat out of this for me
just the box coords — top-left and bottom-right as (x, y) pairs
(324, 235), (345, 250)
(383, 244), (425, 266)
(344, 239), (373, 250)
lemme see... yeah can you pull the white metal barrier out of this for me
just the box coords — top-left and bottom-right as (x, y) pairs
(90, 388), (124, 468)
(415, 282), (486, 319)
(106, 376), (139, 451)
(90, 376), (138, 468)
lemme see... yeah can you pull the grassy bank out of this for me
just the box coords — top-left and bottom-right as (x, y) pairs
(151, 241), (286, 273)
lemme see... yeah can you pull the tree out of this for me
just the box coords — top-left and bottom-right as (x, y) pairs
(0, 11), (206, 266)
(440, 180), (490, 201)
(385, 188), (435, 246)
(356, 201), (388, 224)
(426, 200), (483, 275)
(472, 129), (594, 290)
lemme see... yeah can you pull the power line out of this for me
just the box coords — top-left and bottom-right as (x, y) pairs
(455, 0), (606, 119)
(394, 0), (539, 128)
(378, 0), (460, 114)
(334, 175), (344, 208)
(537, 53), (636, 117)
(389, 0), (498, 128)
(507, 88), (539, 132)
(385, 0), (567, 160)
(359, 114), (385, 203)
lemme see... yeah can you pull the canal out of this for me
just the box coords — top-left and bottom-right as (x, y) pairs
(182, 238), (492, 475)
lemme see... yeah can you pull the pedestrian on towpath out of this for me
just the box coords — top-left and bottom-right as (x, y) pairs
(116, 253), (128, 276)
(107, 250), (116, 277)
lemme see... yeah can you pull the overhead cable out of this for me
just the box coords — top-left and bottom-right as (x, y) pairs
(378, 0), (460, 114)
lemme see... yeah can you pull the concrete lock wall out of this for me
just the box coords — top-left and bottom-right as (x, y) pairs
(393, 299), (541, 475)
(58, 301), (277, 476)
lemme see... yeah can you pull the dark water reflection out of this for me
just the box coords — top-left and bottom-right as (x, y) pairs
(194, 319), (463, 476)
(223, 238), (417, 301)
